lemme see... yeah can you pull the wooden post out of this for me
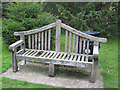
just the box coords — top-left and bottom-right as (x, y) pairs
(55, 20), (61, 52)
(20, 34), (26, 64)
(48, 62), (55, 77)
(48, 20), (61, 77)
(12, 49), (18, 72)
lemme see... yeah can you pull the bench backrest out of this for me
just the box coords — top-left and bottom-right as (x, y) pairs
(14, 20), (107, 55)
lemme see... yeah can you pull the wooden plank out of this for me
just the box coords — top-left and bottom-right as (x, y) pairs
(32, 51), (40, 56)
(20, 35), (25, 52)
(55, 20), (61, 52)
(81, 55), (85, 62)
(14, 22), (56, 36)
(51, 52), (57, 59)
(83, 38), (86, 54)
(45, 30), (47, 50)
(65, 54), (70, 60)
(47, 52), (54, 58)
(57, 53), (64, 59)
(77, 55), (81, 61)
(69, 55), (74, 61)
(69, 32), (72, 53)
(22, 50), (31, 56)
(76, 36), (78, 53)
(72, 34), (75, 53)
(32, 34), (34, 49)
(16, 49), (24, 54)
(35, 33), (37, 49)
(61, 53), (67, 59)
(28, 35), (31, 49)
(61, 23), (107, 43)
(73, 55), (77, 61)
(41, 32), (44, 50)
(43, 52), (50, 58)
(25, 50), (34, 56)
(87, 39), (90, 55)
(48, 29), (51, 50)
(79, 37), (82, 54)
(65, 30), (68, 52)
(38, 33), (41, 50)
(49, 62), (54, 76)
(54, 53), (60, 59)
(40, 52), (46, 57)
(28, 51), (37, 56)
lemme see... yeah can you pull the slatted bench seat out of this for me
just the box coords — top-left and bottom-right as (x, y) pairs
(9, 20), (107, 83)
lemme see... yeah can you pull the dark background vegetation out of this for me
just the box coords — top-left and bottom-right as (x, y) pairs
(2, 2), (118, 46)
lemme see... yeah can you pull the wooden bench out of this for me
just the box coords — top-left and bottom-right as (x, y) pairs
(9, 20), (107, 83)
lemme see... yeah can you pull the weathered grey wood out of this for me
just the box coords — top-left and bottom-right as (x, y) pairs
(9, 40), (24, 51)
(22, 50), (31, 56)
(38, 33), (41, 50)
(69, 55), (74, 61)
(61, 23), (107, 43)
(48, 29), (51, 50)
(20, 35), (25, 52)
(16, 49), (24, 55)
(35, 33), (37, 49)
(73, 55), (77, 61)
(83, 38), (86, 54)
(41, 32), (44, 50)
(65, 30), (68, 52)
(57, 53), (64, 59)
(40, 52), (46, 57)
(25, 50), (33, 56)
(65, 54), (70, 60)
(47, 52), (54, 58)
(28, 35), (31, 49)
(55, 20), (61, 52)
(90, 59), (98, 83)
(81, 55), (85, 62)
(72, 34), (75, 53)
(29, 51), (36, 56)
(32, 34), (34, 49)
(79, 37), (82, 54)
(49, 62), (55, 77)
(43, 52), (49, 58)
(76, 36), (78, 53)
(61, 53), (67, 59)
(14, 23), (56, 36)
(45, 31), (47, 50)
(12, 48), (18, 72)
(77, 55), (81, 61)
(51, 53), (57, 59)
(69, 32), (72, 53)
(54, 53), (60, 59)
(32, 51), (40, 56)
(87, 39), (90, 55)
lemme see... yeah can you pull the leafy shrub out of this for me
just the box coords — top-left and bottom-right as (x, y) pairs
(2, 2), (58, 50)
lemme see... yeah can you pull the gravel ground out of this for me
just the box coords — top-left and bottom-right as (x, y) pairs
(0, 62), (103, 88)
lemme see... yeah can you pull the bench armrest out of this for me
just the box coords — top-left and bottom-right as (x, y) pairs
(93, 43), (99, 60)
(9, 40), (24, 51)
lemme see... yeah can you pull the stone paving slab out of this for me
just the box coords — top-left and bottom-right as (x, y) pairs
(0, 62), (103, 88)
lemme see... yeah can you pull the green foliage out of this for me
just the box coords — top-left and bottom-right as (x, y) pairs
(2, 2), (58, 47)
(44, 2), (118, 38)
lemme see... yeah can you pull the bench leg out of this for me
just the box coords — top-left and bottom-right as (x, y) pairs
(48, 62), (55, 77)
(90, 59), (98, 83)
(12, 51), (18, 72)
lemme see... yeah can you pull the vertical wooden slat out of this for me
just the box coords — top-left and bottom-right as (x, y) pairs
(45, 31), (47, 50)
(72, 34), (75, 53)
(79, 37), (82, 54)
(28, 35), (31, 49)
(83, 38), (86, 54)
(56, 20), (61, 52)
(65, 30), (68, 52)
(48, 29), (51, 50)
(76, 36), (78, 53)
(69, 32), (72, 53)
(35, 33), (37, 49)
(32, 34), (34, 49)
(38, 33), (41, 50)
(87, 39), (90, 55)
(41, 32), (44, 50)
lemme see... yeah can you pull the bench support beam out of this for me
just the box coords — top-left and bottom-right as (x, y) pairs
(48, 62), (55, 77)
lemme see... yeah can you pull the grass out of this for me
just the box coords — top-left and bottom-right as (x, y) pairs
(1, 35), (118, 88)
(2, 77), (59, 88)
